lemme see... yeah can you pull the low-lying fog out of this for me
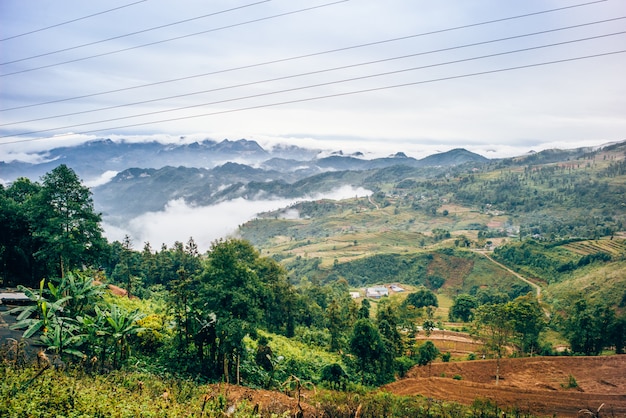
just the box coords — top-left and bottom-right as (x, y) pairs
(101, 185), (371, 253)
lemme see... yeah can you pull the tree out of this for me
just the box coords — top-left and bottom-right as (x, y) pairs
(0, 178), (44, 286)
(193, 238), (296, 381)
(358, 298), (371, 319)
(326, 299), (348, 352)
(403, 287), (438, 309)
(99, 304), (145, 369)
(256, 256), (296, 336)
(376, 298), (403, 356)
(119, 235), (134, 298)
(34, 165), (105, 277)
(506, 294), (546, 355)
(608, 313), (626, 354)
(561, 298), (615, 356)
(417, 340), (440, 376)
(471, 303), (515, 385)
(349, 319), (385, 385)
(9, 272), (109, 364)
(449, 293), (478, 322)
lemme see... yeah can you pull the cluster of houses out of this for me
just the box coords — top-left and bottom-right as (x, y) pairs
(350, 284), (405, 299)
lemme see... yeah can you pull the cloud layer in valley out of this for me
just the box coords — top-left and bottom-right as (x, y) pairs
(102, 185), (371, 252)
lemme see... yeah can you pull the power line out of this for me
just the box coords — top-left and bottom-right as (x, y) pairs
(3, 50), (623, 146)
(0, 0), (609, 111)
(1, 0), (271, 66)
(0, 0), (148, 41)
(2, 35), (623, 140)
(0, 0), (349, 77)
(3, 18), (623, 128)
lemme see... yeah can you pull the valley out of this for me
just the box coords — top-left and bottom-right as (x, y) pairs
(2, 138), (625, 417)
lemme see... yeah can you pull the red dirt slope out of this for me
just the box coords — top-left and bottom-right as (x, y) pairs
(384, 356), (626, 417)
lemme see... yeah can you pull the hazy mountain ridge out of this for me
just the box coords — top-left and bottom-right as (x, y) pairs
(91, 146), (489, 218)
(5, 137), (621, 238)
(0, 138), (274, 183)
(0, 138), (488, 184)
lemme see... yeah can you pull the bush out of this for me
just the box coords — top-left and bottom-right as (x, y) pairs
(320, 363), (349, 390)
(393, 356), (417, 378)
(562, 374), (578, 389)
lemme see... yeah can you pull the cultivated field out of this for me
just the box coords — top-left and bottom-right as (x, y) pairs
(385, 355), (626, 417)
(563, 239), (626, 256)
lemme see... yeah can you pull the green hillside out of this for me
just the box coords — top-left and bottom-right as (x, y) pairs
(240, 141), (626, 307)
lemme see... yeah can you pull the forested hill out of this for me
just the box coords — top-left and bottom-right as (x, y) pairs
(1, 141), (625, 417)
(239, 140), (626, 307)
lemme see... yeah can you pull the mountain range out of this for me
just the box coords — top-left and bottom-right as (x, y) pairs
(0, 138), (489, 184)
(4, 137), (617, 237)
(1, 137), (489, 216)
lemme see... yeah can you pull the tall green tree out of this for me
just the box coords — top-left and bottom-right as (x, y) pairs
(376, 298), (403, 357)
(349, 319), (385, 385)
(358, 298), (371, 319)
(403, 287), (438, 309)
(417, 340), (440, 376)
(34, 165), (105, 277)
(561, 298), (615, 355)
(449, 293), (478, 322)
(0, 178), (43, 286)
(192, 238), (294, 381)
(507, 294), (546, 355)
(471, 303), (515, 385)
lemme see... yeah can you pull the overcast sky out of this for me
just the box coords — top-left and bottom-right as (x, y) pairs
(1, 0), (625, 161)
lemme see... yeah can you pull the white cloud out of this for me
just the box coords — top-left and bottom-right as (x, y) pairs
(84, 170), (118, 187)
(102, 185), (371, 252)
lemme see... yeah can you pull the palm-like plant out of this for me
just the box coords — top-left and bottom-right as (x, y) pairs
(100, 305), (145, 369)
(39, 316), (86, 359)
(6, 273), (106, 363)
(46, 272), (105, 317)
(7, 279), (70, 338)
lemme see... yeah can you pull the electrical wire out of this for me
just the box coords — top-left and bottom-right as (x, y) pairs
(0, 0), (609, 112)
(0, 0), (148, 41)
(1, 0), (271, 66)
(0, 0), (349, 77)
(3, 50), (623, 146)
(2, 37), (623, 141)
(3, 17), (623, 128)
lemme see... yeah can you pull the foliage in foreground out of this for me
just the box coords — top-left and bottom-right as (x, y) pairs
(0, 366), (257, 418)
(0, 363), (544, 418)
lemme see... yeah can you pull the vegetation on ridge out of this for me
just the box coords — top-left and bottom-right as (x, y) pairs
(1, 142), (626, 416)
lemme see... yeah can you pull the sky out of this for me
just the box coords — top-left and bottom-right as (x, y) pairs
(1, 0), (625, 162)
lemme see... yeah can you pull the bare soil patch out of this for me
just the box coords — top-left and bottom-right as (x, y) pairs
(417, 329), (484, 357)
(204, 383), (320, 417)
(384, 355), (626, 417)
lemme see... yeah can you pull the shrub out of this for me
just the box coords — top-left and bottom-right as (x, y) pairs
(393, 356), (417, 378)
(562, 374), (578, 389)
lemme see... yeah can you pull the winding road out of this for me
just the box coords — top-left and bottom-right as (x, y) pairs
(473, 250), (542, 300)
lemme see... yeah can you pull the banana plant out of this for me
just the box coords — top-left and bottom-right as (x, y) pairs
(100, 305), (145, 369)
(47, 272), (105, 317)
(39, 316), (86, 359)
(7, 279), (70, 338)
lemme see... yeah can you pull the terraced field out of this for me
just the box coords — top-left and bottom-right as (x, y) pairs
(563, 238), (626, 256)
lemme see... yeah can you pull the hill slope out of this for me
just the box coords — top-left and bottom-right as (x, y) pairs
(385, 356), (626, 417)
